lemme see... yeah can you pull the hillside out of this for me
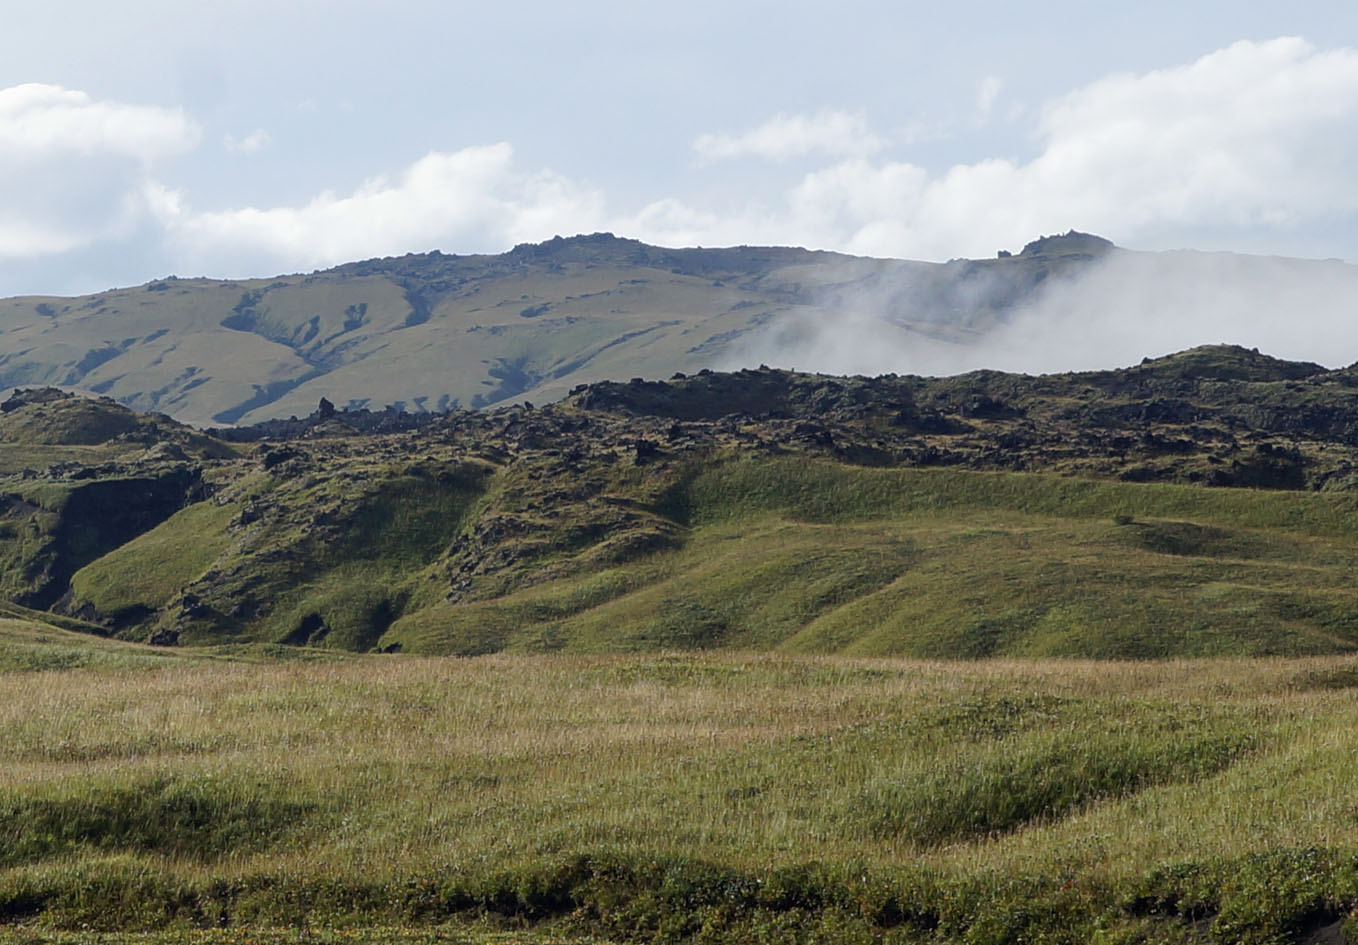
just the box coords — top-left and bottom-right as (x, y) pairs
(9, 345), (1358, 941)
(0, 230), (1147, 425)
(1, 343), (1358, 659)
(7, 230), (1356, 430)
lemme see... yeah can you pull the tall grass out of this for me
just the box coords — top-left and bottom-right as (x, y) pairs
(0, 651), (1357, 941)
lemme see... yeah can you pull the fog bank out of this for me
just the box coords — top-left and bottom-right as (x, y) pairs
(731, 248), (1358, 377)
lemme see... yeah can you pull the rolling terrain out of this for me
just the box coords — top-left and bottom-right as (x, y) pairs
(0, 343), (1353, 658)
(0, 231), (1111, 426)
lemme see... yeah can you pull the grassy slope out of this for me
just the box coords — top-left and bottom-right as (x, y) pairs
(68, 458), (493, 648)
(253, 266), (777, 418)
(0, 281), (314, 425)
(42, 434), (1358, 661)
(1, 652), (1357, 942)
(0, 257), (850, 426)
(67, 501), (237, 619)
(381, 457), (1358, 659)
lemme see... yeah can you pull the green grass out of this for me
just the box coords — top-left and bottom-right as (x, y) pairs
(380, 457), (1358, 659)
(384, 522), (915, 655)
(46, 451), (1358, 661)
(683, 455), (1358, 534)
(0, 651), (1357, 942)
(0, 443), (126, 475)
(64, 461), (492, 648)
(0, 931), (606, 944)
(0, 617), (181, 673)
(846, 710), (1254, 845)
(70, 502), (236, 618)
(0, 775), (313, 866)
(0, 398), (144, 446)
(254, 469), (491, 650)
(0, 471), (207, 608)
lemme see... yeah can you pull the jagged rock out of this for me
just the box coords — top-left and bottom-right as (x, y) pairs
(1, 387), (72, 413)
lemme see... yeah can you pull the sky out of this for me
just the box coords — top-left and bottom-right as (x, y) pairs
(6, 1), (1358, 299)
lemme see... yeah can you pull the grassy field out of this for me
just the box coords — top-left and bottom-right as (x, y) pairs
(2, 637), (1358, 943)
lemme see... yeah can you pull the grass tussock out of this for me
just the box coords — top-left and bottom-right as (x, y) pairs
(849, 718), (1254, 845)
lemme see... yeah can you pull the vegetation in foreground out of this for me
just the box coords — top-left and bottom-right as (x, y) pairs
(2, 647), (1358, 943)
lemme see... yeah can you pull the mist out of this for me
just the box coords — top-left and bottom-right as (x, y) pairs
(729, 248), (1358, 378)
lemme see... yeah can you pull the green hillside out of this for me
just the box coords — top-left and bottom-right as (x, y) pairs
(6, 342), (1358, 941)
(0, 230), (1161, 426)
(381, 459), (1358, 658)
(0, 342), (1342, 661)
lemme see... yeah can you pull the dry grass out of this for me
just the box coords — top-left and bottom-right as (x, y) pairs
(3, 650), (1358, 940)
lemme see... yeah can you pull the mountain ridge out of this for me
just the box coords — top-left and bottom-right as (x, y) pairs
(0, 231), (1169, 426)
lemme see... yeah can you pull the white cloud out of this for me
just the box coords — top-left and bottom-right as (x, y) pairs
(644, 38), (1358, 263)
(269, 38), (1352, 281)
(1018, 38), (1358, 230)
(788, 159), (928, 246)
(0, 84), (199, 259)
(737, 245), (1358, 381)
(15, 37), (1358, 314)
(157, 143), (607, 275)
(693, 109), (888, 163)
(715, 38), (1358, 377)
(224, 129), (271, 154)
(0, 83), (198, 161)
